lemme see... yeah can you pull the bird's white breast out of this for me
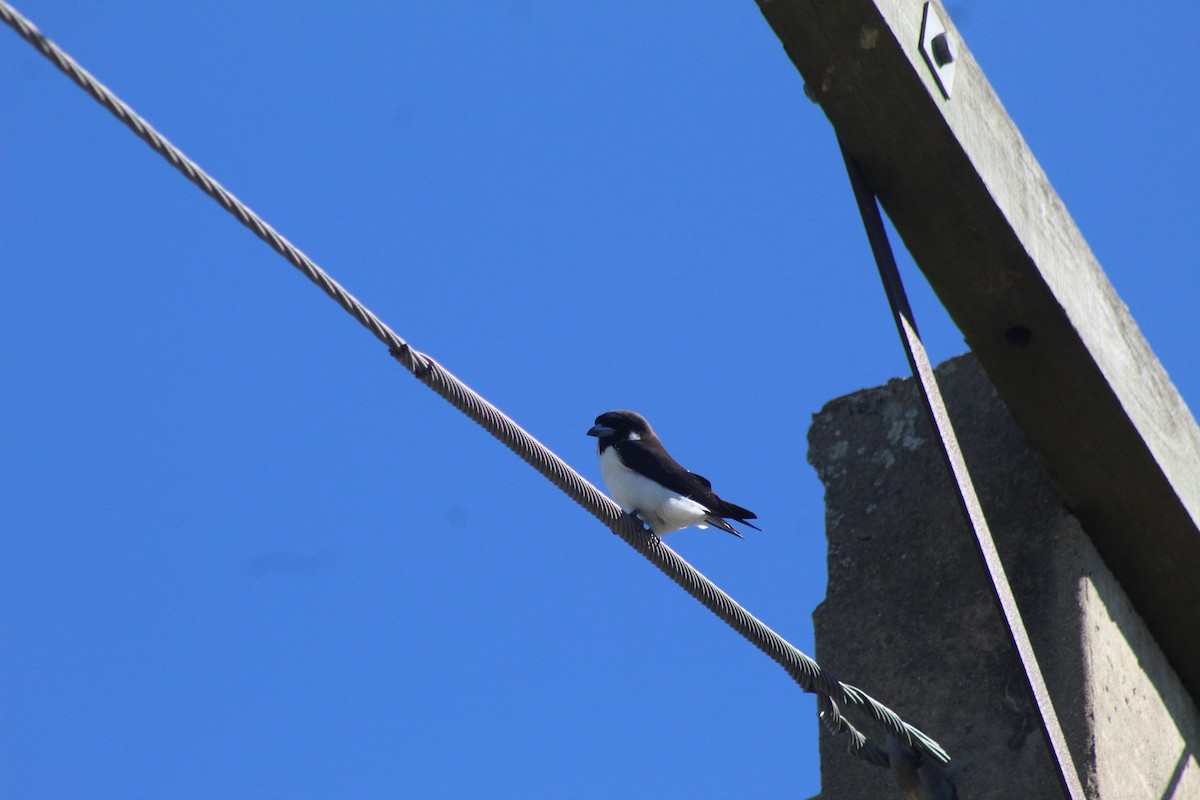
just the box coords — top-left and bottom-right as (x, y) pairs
(599, 445), (710, 535)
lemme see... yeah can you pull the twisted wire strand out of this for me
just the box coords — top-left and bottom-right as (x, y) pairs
(2, 1), (949, 769)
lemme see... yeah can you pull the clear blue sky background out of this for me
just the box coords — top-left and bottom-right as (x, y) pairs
(2, 2), (1197, 798)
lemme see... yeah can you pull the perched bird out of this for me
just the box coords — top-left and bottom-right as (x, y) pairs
(587, 410), (759, 538)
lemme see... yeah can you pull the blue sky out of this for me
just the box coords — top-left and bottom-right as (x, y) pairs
(2, 2), (1197, 798)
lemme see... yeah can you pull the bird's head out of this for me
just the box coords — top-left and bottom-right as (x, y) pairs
(587, 409), (654, 453)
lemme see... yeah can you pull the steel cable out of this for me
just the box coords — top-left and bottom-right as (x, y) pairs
(839, 139), (1082, 797)
(2, 1), (949, 770)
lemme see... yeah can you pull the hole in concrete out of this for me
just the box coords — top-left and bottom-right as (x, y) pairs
(1005, 325), (1033, 346)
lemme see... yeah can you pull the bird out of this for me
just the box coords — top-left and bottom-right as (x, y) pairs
(587, 409), (759, 538)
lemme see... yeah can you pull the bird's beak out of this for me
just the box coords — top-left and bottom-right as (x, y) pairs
(587, 424), (615, 437)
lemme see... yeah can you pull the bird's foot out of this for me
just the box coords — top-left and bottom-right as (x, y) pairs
(625, 509), (657, 537)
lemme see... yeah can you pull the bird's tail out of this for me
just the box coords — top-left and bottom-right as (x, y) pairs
(705, 515), (746, 539)
(717, 500), (761, 532)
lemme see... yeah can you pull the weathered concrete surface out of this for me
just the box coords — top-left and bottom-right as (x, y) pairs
(807, 355), (1199, 799)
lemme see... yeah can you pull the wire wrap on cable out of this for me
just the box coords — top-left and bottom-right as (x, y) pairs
(1, 0), (949, 769)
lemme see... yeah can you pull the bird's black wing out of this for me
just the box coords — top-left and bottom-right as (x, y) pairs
(612, 439), (756, 528)
(610, 438), (711, 496)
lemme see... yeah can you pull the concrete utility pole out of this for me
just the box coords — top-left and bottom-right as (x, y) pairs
(753, 0), (1200, 796)
(809, 357), (1199, 798)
